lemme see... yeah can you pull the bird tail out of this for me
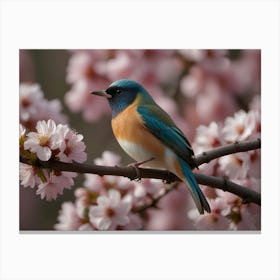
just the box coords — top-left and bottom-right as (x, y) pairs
(177, 157), (211, 214)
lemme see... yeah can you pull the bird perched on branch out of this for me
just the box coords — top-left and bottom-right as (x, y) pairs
(91, 79), (210, 214)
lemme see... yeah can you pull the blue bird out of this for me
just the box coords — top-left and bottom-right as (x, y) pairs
(91, 79), (211, 214)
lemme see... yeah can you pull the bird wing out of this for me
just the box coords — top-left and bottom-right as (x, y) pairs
(137, 104), (196, 167)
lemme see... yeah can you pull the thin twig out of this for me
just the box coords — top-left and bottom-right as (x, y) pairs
(133, 182), (180, 213)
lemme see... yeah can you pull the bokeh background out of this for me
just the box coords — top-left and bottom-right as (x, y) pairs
(20, 50), (261, 230)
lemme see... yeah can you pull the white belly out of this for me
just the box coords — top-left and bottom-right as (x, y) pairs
(118, 139), (177, 172)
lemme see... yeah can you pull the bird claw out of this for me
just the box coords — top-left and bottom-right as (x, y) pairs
(131, 166), (141, 181)
(128, 157), (155, 181)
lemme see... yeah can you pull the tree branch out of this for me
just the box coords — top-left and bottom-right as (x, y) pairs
(195, 138), (261, 166)
(195, 174), (260, 205)
(20, 139), (261, 206)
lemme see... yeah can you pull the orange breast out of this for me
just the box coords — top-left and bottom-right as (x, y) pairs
(111, 97), (164, 159)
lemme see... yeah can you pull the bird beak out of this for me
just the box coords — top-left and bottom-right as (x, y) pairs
(90, 90), (112, 99)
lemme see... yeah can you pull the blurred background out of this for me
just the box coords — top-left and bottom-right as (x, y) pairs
(20, 49), (261, 230)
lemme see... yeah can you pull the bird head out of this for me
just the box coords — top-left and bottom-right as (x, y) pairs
(91, 79), (153, 117)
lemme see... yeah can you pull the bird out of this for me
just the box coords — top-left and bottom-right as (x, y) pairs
(91, 79), (210, 214)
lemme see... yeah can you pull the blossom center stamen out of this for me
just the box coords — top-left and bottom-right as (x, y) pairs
(105, 207), (115, 217)
(233, 156), (242, 166)
(39, 135), (49, 146)
(64, 146), (72, 156)
(236, 124), (244, 135)
(21, 98), (30, 108)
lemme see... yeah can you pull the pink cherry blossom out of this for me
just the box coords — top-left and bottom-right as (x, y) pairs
(145, 184), (194, 230)
(20, 83), (43, 125)
(66, 51), (96, 84)
(75, 196), (90, 220)
(180, 67), (204, 98)
(215, 178), (261, 230)
(178, 49), (207, 62)
(95, 51), (133, 81)
(195, 122), (222, 149)
(24, 120), (58, 161)
(83, 150), (124, 194)
(65, 50), (111, 122)
(247, 150), (261, 178)
(74, 187), (90, 199)
(193, 122), (222, 175)
(36, 171), (76, 201)
(19, 163), (40, 188)
(64, 79), (110, 122)
(179, 50), (231, 100)
(120, 214), (143, 230)
(199, 51), (230, 75)
(54, 202), (82, 230)
(19, 124), (26, 138)
(55, 124), (87, 163)
(78, 223), (95, 231)
(23, 119), (87, 164)
(195, 82), (236, 123)
(188, 198), (230, 230)
(145, 209), (180, 230)
(218, 152), (250, 180)
(89, 189), (132, 230)
(20, 118), (86, 201)
(20, 83), (67, 129)
(84, 151), (166, 211)
(133, 178), (165, 199)
(83, 173), (106, 194)
(178, 50), (260, 127)
(128, 50), (175, 85)
(94, 150), (121, 166)
(215, 188), (241, 207)
(228, 206), (260, 230)
(66, 50), (110, 83)
(222, 110), (258, 143)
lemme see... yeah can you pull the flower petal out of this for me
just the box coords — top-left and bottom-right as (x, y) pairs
(98, 217), (112, 230)
(108, 189), (120, 207)
(36, 146), (52, 161)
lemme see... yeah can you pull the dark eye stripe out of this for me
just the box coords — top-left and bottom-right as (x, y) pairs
(106, 86), (122, 96)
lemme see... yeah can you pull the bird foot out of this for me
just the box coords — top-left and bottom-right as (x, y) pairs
(128, 157), (155, 181)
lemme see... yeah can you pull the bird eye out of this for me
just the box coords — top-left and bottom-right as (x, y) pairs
(116, 89), (122, 94)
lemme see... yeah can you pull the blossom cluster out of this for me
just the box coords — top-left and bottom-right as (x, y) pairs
(65, 50), (260, 138)
(55, 151), (168, 230)
(20, 83), (67, 130)
(20, 120), (87, 201)
(190, 108), (261, 230)
(64, 50), (188, 132)
(179, 50), (260, 127)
